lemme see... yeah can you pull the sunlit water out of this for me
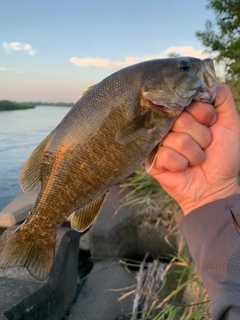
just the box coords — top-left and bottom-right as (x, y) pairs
(0, 106), (71, 210)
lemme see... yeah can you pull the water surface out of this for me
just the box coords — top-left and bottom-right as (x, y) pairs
(0, 106), (70, 210)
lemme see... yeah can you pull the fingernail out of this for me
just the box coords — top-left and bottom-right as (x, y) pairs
(209, 114), (218, 127)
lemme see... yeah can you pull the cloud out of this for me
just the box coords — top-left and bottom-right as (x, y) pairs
(0, 67), (12, 71)
(69, 57), (131, 70)
(2, 42), (36, 55)
(69, 46), (209, 70)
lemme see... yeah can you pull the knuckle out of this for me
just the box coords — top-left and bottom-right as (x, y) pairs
(177, 133), (192, 151)
(173, 112), (192, 130)
(161, 147), (174, 163)
(175, 156), (188, 172)
(161, 147), (188, 172)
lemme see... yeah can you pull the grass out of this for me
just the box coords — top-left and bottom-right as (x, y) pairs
(0, 100), (35, 111)
(146, 250), (211, 319)
(120, 168), (211, 319)
(235, 101), (240, 113)
(120, 167), (180, 227)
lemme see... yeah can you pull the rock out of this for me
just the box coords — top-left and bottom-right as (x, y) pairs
(90, 185), (181, 260)
(68, 259), (136, 320)
(0, 226), (80, 320)
(90, 185), (138, 259)
(79, 230), (91, 251)
(136, 220), (177, 258)
(0, 188), (40, 227)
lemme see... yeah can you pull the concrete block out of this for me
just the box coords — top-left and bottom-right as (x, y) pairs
(90, 185), (138, 259)
(68, 259), (136, 320)
(0, 226), (80, 319)
(0, 188), (39, 227)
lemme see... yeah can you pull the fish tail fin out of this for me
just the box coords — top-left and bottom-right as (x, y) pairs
(0, 226), (56, 281)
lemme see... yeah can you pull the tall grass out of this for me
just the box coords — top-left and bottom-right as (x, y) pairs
(120, 168), (179, 227)
(121, 168), (211, 319)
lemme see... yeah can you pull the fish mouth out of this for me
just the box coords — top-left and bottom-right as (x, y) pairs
(147, 99), (183, 113)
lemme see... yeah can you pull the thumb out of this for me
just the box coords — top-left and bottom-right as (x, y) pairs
(214, 85), (239, 123)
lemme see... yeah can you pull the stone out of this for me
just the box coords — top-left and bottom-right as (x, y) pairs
(0, 188), (40, 227)
(68, 259), (136, 320)
(0, 226), (80, 319)
(0, 186), (73, 228)
(136, 220), (177, 258)
(90, 184), (180, 260)
(79, 229), (91, 251)
(90, 185), (138, 260)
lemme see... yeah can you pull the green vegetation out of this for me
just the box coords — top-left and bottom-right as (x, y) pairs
(0, 100), (35, 111)
(0, 100), (73, 111)
(121, 168), (179, 224)
(140, 251), (210, 319)
(34, 101), (73, 107)
(121, 168), (210, 319)
(196, 0), (240, 100)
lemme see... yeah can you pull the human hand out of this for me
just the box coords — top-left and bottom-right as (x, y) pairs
(149, 85), (240, 214)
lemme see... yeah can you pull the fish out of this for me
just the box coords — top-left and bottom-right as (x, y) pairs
(0, 57), (216, 281)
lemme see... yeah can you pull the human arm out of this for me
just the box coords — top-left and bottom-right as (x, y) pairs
(149, 85), (240, 319)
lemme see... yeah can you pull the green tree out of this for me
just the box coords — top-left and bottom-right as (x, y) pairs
(196, 0), (240, 81)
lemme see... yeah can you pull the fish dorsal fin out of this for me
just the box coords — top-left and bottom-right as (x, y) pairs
(115, 113), (152, 145)
(19, 135), (51, 193)
(145, 143), (161, 173)
(71, 84), (98, 108)
(81, 84), (98, 97)
(71, 192), (108, 232)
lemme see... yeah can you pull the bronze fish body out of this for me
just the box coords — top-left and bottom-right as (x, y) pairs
(0, 57), (216, 280)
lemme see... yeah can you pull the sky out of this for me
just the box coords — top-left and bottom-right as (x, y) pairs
(0, 0), (216, 103)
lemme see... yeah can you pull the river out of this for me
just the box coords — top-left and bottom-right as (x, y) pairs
(0, 106), (71, 210)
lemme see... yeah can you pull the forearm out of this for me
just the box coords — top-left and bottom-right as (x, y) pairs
(179, 194), (240, 319)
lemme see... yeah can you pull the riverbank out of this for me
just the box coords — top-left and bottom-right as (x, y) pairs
(0, 100), (73, 111)
(0, 100), (35, 111)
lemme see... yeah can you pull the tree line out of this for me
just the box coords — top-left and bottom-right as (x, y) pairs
(196, 0), (240, 102)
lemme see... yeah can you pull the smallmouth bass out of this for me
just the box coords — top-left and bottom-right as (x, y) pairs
(0, 57), (216, 280)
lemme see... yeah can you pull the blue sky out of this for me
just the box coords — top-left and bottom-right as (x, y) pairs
(0, 0), (215, 103)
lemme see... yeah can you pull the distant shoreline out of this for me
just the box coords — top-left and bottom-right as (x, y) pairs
(0, 100), (73, 111)
(36, 102), (73, 107)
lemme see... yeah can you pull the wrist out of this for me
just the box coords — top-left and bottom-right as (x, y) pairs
(180, 183), (240, 215)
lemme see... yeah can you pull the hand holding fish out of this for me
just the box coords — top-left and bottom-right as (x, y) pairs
(150, 85), (240, 214)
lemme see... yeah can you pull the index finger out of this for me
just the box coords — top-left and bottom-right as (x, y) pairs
(171, 101), (217, 132)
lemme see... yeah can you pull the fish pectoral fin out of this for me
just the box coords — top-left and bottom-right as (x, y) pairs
(71, 192), (108, 232)
(115, 114), (152, 145)
(145, 143), (161, 173)
(19, 134), (51, 193)
(0, 226), (55, 281)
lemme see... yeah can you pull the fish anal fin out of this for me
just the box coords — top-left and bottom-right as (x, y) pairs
(115, 113), (152, 145)
(19, 135), (51, 193)
(71, 193), (108, 232)
(145, 143), (161, 173)
(0, 226), (55, 281)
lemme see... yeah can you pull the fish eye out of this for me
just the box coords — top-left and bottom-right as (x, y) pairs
(179, 60), (191, 71)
